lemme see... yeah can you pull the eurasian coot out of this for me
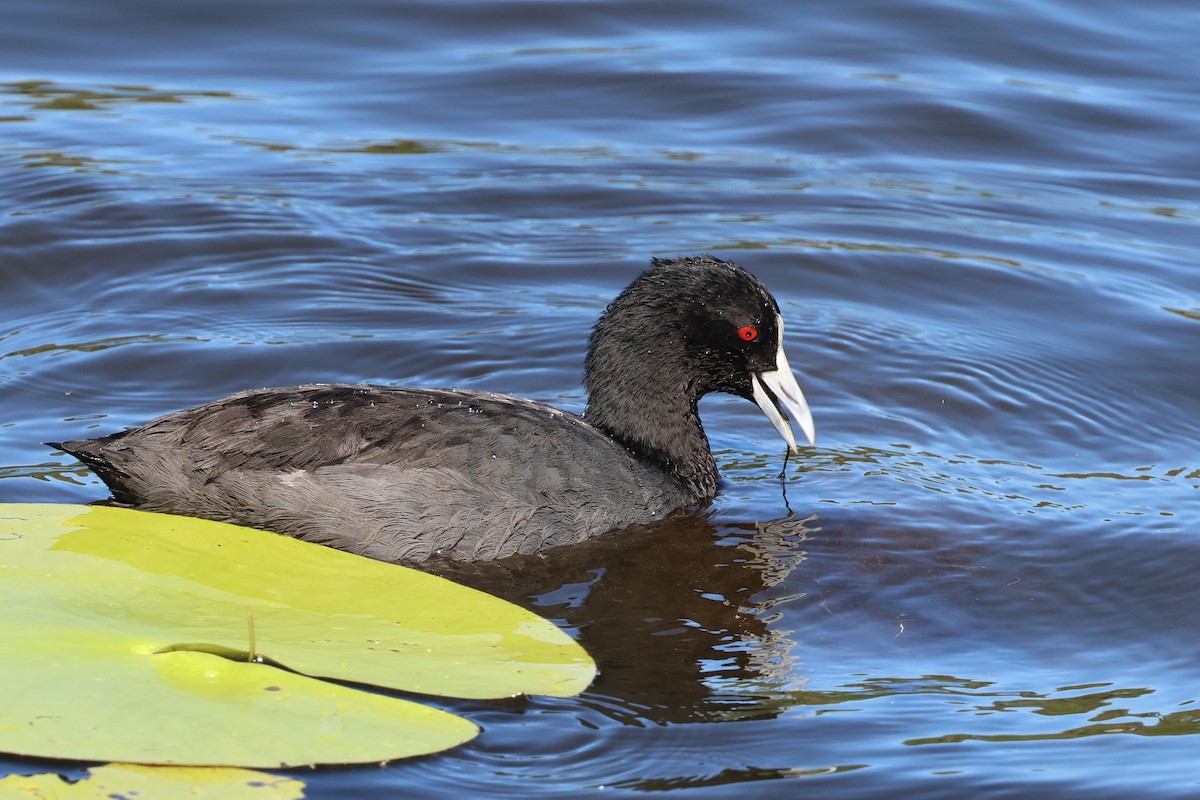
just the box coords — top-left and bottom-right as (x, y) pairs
(53, 255), (815, 562)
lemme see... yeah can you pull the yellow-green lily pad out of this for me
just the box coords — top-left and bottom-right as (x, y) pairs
(0, 504), (595, 766)
(0, 763), (305, 800)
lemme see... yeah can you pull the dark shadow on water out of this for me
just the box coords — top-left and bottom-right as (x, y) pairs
(431, 510), (820, 727)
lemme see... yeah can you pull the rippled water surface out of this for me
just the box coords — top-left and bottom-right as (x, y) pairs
(2, 0), (1199, 796)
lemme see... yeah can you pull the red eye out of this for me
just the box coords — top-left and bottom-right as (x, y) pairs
(738, 326), (758, 342)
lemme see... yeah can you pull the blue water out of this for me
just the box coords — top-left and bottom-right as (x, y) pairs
(2, 0), (1199, 796)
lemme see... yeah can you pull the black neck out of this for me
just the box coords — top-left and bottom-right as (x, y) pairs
(583, 332), (718, 500)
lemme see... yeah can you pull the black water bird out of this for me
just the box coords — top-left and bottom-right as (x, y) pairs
(52, 255), (816, 562)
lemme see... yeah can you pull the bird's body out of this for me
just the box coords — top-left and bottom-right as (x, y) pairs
(54, 255), (815, 563)
(64, 384), (688, 562)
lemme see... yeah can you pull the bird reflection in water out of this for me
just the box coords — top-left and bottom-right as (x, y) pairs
(436, 510), (821, 726)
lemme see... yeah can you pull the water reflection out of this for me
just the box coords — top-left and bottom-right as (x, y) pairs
(792, 444), (1197, 522)
(610, 761), (869, 792)
(0, 80), (238, 111)
(904, 682), (1200, 745)
(437, 511), (818, 726)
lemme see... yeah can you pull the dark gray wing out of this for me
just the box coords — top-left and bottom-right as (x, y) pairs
(59, 384), (689, 561)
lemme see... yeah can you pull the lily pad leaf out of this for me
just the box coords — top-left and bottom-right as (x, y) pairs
(0, 763), (305, 799)
(0, 503), (596, 766)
